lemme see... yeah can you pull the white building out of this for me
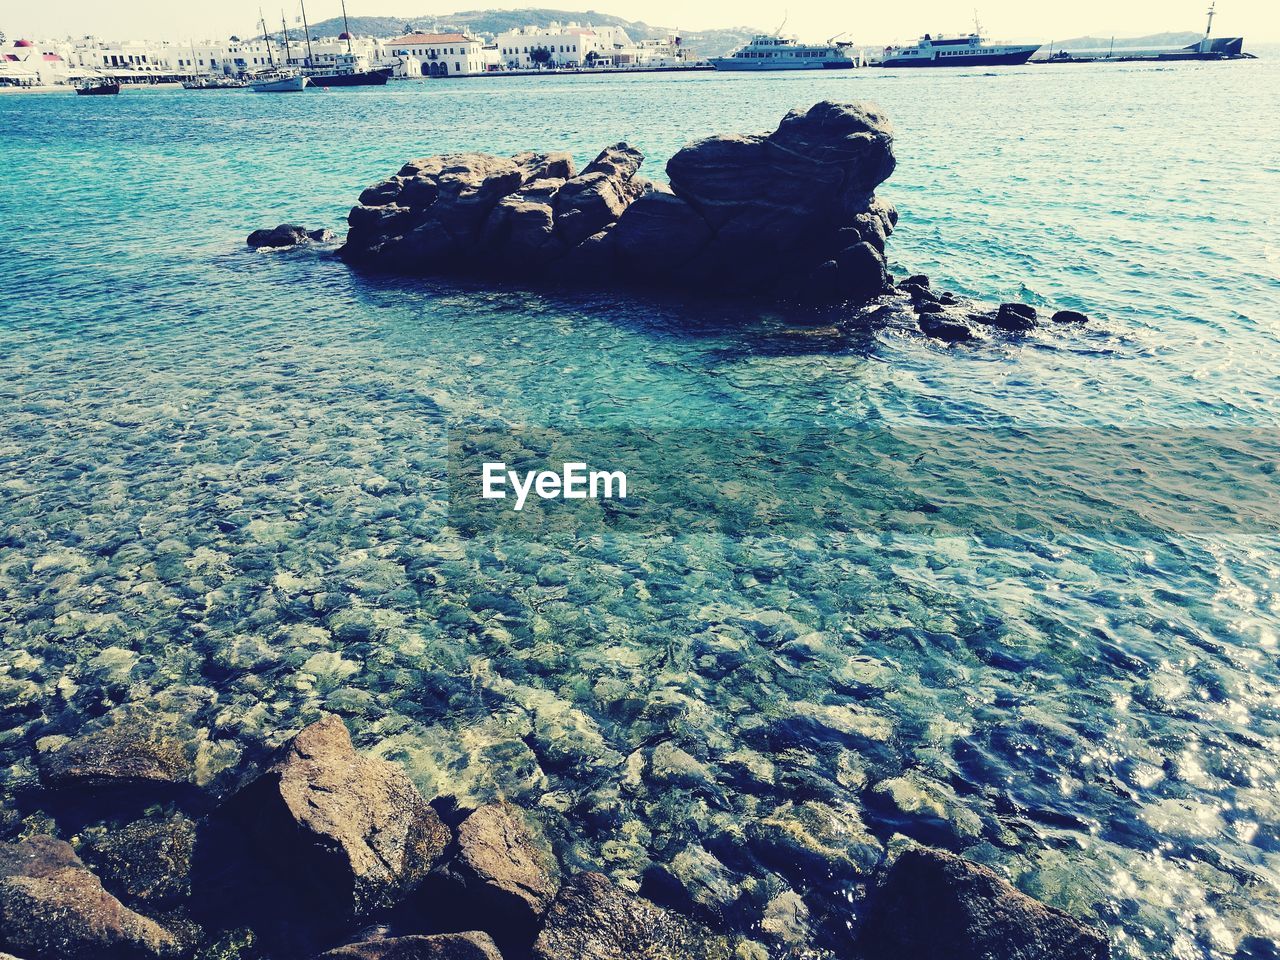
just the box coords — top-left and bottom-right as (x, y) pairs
(495, 22), (633, 69)
(387, 32), (485, 76)
(167, 40), (243, 75)
(0, 39), (70, 86)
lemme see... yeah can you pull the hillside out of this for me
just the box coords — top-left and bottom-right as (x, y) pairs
(301, 8), (761, 55)
(1050, 31), (1203, 49)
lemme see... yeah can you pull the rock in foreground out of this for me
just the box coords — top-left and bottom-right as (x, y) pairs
(444, 801), (560, 944)
(340, 102), (898, 305)
(858, 847), (1109, 960)
(0, 835), (180, 960)
(226, 715), (450, 922)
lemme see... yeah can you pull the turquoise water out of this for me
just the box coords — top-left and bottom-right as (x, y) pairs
(2, 57), (1280, 958)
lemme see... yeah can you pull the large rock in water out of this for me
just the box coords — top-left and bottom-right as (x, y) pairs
(858, 848), (1110, 960)
(0, 835), (180, 960)
(226, 715), (450, 922)
(339, 101), (897, 305)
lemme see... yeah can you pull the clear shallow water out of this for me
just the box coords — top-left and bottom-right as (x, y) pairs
(2, 57), (1280, 958)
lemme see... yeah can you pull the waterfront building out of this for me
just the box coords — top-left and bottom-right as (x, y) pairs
(0, 38), (70, 86)
(494, 22), (632, 69)
(386, 32), (485, 76)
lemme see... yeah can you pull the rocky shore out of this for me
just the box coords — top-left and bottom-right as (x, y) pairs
(1, 711), (1108, 960)
(249, 100), (1090, 343)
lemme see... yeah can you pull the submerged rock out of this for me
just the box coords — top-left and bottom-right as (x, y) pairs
(0, 835), (180, 959)
(746, 800), (882, 885)
(37, 713), (194, 792)
(247, 224), (333, 248)
(339, 101), (898, 306)
(226, 715), (449, 922)
(317, 932), (503, 960)
(532, 871), (731, 960)
(858, 847), (1109, 960)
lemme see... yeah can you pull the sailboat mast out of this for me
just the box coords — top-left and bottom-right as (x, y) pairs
(281, 11), (292, 66)
(261, 11), (276, 66)
(341, 0), (354, 54)
(300, 0), (314, 65)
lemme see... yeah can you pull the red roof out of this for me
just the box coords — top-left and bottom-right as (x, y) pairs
(14, 39), (35, 47)
(338, 31), (352, 40)
(388, 32), (472, 45)
(43, 53), (63, 61)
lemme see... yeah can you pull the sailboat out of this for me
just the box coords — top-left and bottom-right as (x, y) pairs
(299, 0), (393, 86)
(249, 11), (308, 92)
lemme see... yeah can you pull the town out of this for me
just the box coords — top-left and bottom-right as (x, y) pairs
(0, 19), (705, 89)
(0, 3), (1252, 91)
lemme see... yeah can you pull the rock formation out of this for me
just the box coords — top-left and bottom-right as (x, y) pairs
(337, 101), (899, 305)
(249, 102), (1092, 341)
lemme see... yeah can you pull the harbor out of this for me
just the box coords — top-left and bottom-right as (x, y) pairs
(0, 2), (1258, 92)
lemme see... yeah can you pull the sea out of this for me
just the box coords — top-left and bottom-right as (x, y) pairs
(2, 52), (1279, 959)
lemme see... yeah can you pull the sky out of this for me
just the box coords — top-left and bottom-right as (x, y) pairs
(2, 0), (1277, 44)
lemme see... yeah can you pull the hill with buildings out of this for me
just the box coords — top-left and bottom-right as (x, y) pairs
(302, 8), (761, 55)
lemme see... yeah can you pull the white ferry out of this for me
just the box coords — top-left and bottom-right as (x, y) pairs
(878, 33), (1040, 67)
(710, 34), (859, 71)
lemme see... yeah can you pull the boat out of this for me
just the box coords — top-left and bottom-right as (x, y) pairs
(305, 56), (394, 86)
(182, 76), (249, 90)
(248, 11), (308, 91)
(877, 31), (1040, 67)
(249, 69), (308, 92)
(710, 32), (858, 70)
(75, 80), (120, 95)
(297, 0), (394, 86)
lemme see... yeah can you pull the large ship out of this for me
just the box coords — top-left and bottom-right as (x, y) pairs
(710, 33), (859, 70)
(877, 32), (1040, 67)
(303, 51), (393, 86)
